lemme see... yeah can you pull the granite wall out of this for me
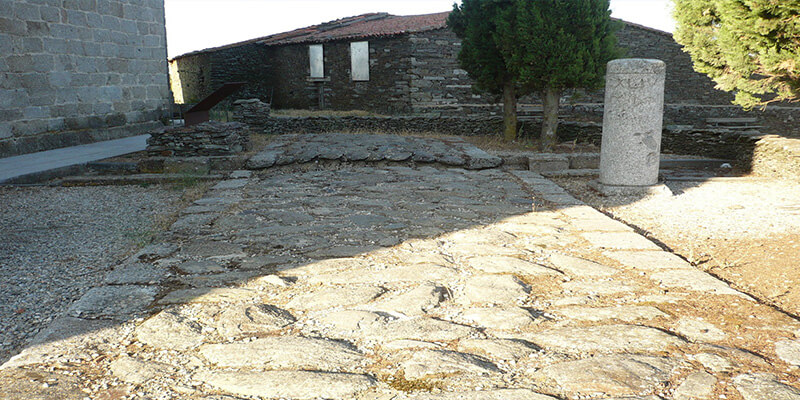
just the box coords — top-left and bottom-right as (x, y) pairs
(1, 0), (170, 157)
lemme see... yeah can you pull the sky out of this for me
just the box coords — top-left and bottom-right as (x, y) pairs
(164, 0), (676, 59)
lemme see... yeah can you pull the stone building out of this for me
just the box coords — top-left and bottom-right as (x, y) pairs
(169, 12), (734, 115)
(1, 0), (170, 157)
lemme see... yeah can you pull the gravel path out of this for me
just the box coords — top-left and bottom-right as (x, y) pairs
(0, 185), (184, 364)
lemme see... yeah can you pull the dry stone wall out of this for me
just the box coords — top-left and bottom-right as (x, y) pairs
(250, 115), (763, 163)
(1, 0), (170, 157)
(146, 121), (250, 157)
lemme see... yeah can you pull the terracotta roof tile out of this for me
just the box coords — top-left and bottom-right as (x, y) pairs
(259, 12), (450, 46)
(172, 12), (450, 60)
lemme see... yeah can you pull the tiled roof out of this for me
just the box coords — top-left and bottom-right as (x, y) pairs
(172, 12), (450, 60)
(259, 12), (450, 46)
(170, 11), (671, 61)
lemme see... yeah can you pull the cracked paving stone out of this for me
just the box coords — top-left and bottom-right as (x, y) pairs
(547, 253), (619, 277)
(311, 313), (478, 344)
(604, 250), (693, 270)
(456, 338), (539, 360)
(246, 273), (295, 289)
(649, 269), (749, 297)
(381, 340), (442, 350)
(157, 287), (258, 304)
(214, 304), (295, 339)
(460, 307), (538, 330)
(315, 310), (392, 339)
(776, 339), (800, 366)
(561, 278), (635, 295)
(176, 260), (227, 274)
(104, 262), (167, 285)
(379, 317), (479, 342)
(527, 324), (684, 354)
(135, 309), (205, 351)
(198, 336), (367, 371)
(734, 373), (800, 400)
(195, 370), (376, 400)
(449, 243), (527, 258)
(285, 285), (385, 311)
(304, 245), (384, 259)
(179, 270), (261, 288)
(674, 371), (717, 400)
(676, 317), (728, 343)
(362, 389), (558, 400)
(691, 352), (735, 373)
(365, 283), (449, 317)
(581, 232), (661, 250)
(465, 256), (561, 277)
(462, 274), (530, 304)
(179, 240), (246, 260)
(283, 257), (370, 277)
(555, 305), (668, 322)
(533, 354), (683, 398)
(110, 355), (177, 385)
(306, 264), (459, 285)
(393, 349), (499, 380)
(66, 285), (157, 320)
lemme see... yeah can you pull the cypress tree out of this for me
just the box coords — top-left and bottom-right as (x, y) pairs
(673, 0), (800, 109)
(448, 0), (620, 148)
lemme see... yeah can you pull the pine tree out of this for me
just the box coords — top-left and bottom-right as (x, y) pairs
(673, 0), (800, 109)
(448, 0), (620, 147)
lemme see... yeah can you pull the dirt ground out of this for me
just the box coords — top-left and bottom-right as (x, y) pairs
(555, 174), (800, 319)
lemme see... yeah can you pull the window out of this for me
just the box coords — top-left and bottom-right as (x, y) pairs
(350, 41), (369, 81)
(309, 44), (324, 78)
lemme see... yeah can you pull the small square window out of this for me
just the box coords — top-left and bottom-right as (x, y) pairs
(350, 41), (369, 81)
(309, 44), (324, 78)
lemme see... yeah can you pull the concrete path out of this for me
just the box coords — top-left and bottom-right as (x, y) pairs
(0, 134), (148, 184)
(1, 134), (799, 400)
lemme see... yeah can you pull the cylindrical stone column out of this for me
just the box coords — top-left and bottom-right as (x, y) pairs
(600, 58), (666, 188)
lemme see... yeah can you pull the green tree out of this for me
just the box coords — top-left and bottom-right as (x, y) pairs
(448, 0), (620, 148)
(673, 0), (800, 109)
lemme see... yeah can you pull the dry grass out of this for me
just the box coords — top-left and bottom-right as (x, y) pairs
(271, 109), (387, 117)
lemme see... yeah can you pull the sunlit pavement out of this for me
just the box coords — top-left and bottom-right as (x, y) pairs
(2, 134), (799, 400)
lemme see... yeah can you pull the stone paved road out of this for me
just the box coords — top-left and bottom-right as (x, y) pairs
(2, 134), (800, 400)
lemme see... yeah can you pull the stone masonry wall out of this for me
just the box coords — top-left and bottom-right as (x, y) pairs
(1, 0), (170, 157)
(169, 52), (210, 104)
(169, 21), (744, 119)
(264, 37), (413, 114)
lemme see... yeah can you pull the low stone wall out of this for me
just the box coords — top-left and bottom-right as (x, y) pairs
(147, 122), (250, 157)
(232, 99), (271, 126)
(253, 115), (756, 159)
(243, 114), (800, 178)
(560, 104), (800, 137)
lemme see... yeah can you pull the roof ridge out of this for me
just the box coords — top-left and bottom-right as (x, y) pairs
(316, 12), (391, 32)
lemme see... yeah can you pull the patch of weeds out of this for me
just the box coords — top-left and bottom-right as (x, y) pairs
(382, 373), (443, 392)
(170, 169), (204, 191)
(123, 211), (175, 248)
(123, 226), (159, 248)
